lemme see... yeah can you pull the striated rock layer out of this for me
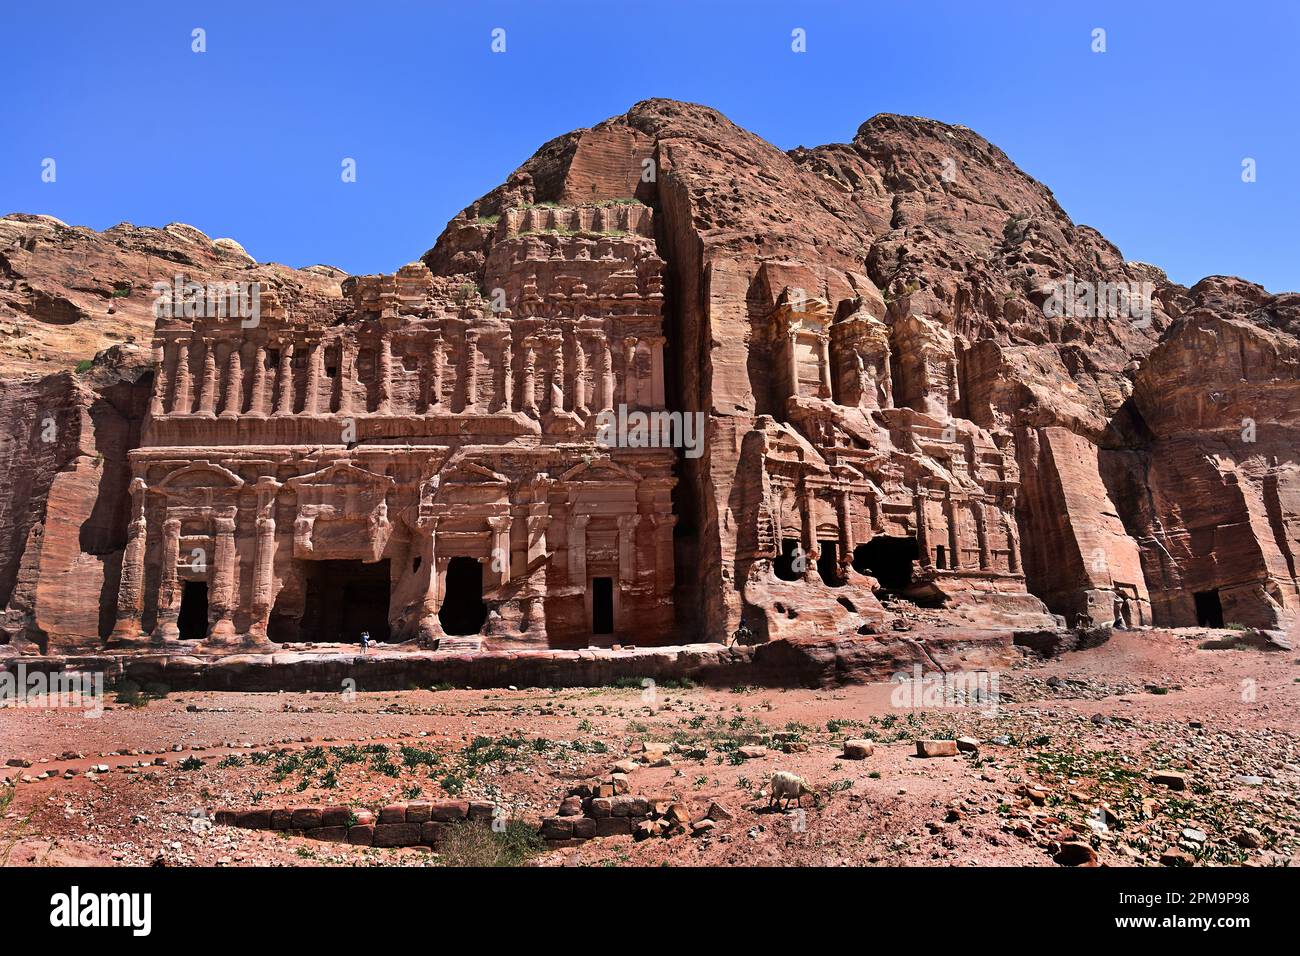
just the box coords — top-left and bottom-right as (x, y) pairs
(1, 99), (1297, 664)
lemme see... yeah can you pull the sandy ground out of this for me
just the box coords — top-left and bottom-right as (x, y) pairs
(1, 628), (1296, 867)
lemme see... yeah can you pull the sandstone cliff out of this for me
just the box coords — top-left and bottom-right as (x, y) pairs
(0, 217), (342, 650)
(2, 99), (1297, 655)
(424, 99), (1298, 639)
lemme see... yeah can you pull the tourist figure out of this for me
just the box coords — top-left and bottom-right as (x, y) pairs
(731, 617), (754, 646)
(360, 629), (371, 653)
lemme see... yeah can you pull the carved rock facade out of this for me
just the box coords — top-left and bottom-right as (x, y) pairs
(2, 101), (1297, 661)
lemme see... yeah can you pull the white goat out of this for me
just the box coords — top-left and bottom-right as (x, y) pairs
(768, 770), (817, 810)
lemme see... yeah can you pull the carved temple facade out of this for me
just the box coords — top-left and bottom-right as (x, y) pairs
(111, 206), (677, 652)
(106, 202), (1054, 655)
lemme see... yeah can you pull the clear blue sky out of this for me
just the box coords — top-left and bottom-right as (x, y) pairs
(3, 1), (1297, 291)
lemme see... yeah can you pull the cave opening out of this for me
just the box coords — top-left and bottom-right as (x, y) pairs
(297, 559), (391, 643)
(1194, 589), (1225, 628)
(177, 580), (208, 641)
(816, 540), (843, 586)
(852, 536), (919, 593)
(439, 556), (486, 636)
(773, 538), (802, 581)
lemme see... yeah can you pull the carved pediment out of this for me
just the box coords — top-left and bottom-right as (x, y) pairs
(156, 462), (245, 494)
(559, 456), (642, 484)
(287, 461), (395, 491)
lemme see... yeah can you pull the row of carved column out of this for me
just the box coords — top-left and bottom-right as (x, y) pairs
(151, 330), (669, 418)
(776, 486), (1022, 577)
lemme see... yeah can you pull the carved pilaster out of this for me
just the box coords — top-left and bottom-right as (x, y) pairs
(153, 517), (183, 641)
(568, 513), (590, 586)
(249, 479), (280, 639)
(617, 513), (641, 584)
(275, 341), (295, 415)
(197, 343), (217, 416)
(149, 343), (168, 418)
(305, 340), (323, 415)
(250, 345), (268, 417)
(207, 515), (238, 642)
(172, 341), (192, 414)
(111, 478), (148, 640)
(220, 345), (242, 418)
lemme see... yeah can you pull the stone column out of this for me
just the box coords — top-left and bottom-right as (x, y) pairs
(599, 337), (614, 413)
(974, 501), (990, 571)
(568, 513), (589, 587)
(914, 493), (931, 570)
(172, 341), (193, 415)
(817, 337), (833, 398)
(622, 336), (638, 406)
(377, 332), (393, 415)
(221, 346), (243, 418)
(945, 495), (961, 571)
(249, 479), (280, 640)
(573, 338), (588, 416)
(337, 338), (356, 416)
(799, 487), (819, 582)
(197, 343), (218, 416)
(153, 517), (183, 641)
(416, 520), (444, 643)
(428, 333), (446, 412)
(111, 478), (149, 640)
(304, 340), (323, 415)
(836, 491), (853, 578)
(521, 343), (537, 416)
(464, 330), (479, 410)
(1003, 511), (1021, 575)
(487, 515), (511, 589)
(275, 341), (295, 415)
(617, 513), (641, 584)
(149, 343), (168, 418)
(250, 345), (268, 417)
(207, 515), (238, 642)
(499, 334), (514, 412)
(549, 335), (565, 412)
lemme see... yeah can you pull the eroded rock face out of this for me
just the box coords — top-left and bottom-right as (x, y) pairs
(1, 99), (1297, 659)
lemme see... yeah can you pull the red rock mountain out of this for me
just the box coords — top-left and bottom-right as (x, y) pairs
(1, 99), (1296, 658)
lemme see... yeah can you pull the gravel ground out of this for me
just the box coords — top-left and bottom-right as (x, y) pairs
(1, 628), (1296, 867)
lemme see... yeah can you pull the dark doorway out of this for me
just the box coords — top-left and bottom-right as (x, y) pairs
(440, 557), (486, 635)
(816, 540), (843, 586)
(592, 576), (614, 634)
(773, 538), (802, 581)
(1194, 589), (1224, 628)
(852, 536), (919, 592)
(934, 545), (947, 570)
(298, 559), (391, 642)
(177, 580), (208, 641)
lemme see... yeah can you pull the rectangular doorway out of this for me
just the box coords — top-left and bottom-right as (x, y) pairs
(1193, 589), (1224, 628)
(592, 576), (614, 635)
(298, 559), (391, 642)
(177, 580), (208, 641)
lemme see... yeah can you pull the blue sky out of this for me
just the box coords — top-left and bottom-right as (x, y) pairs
(3, 1), (1297, 291)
